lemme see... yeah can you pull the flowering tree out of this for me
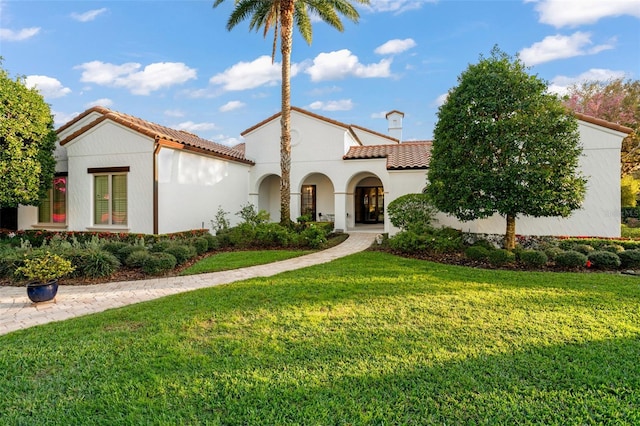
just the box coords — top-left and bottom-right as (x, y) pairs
(564, 78), (640, 176)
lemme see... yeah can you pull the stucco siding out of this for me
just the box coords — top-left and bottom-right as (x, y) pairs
(157, 148), (250, 233)
(64, 121), (154, 234)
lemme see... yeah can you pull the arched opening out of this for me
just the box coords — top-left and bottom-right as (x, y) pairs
(354, 176), (384, 224)
(299, 173), (335, 222)
(258, 174), (280, 223)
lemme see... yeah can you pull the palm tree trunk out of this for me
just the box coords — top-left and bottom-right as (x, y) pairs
(505, 214), (516, 250)
(279, 0), (294, 226)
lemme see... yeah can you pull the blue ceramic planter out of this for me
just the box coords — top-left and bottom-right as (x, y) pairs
(27, 280), (58, 303)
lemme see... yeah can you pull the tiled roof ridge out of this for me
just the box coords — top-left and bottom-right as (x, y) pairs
(58, 106), (253, 165)
(343, 141), (432, 170)
(574, 112), (634, 134)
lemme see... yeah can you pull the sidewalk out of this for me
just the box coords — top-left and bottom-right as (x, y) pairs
(0, 232), (376, 336)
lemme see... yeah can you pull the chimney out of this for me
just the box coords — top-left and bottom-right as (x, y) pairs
(385, 110), (404, 142)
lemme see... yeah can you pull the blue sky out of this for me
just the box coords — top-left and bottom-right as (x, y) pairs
(1, 0), (639, 145)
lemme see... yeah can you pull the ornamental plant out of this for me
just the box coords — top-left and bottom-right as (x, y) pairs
(16, 251), (75, 283)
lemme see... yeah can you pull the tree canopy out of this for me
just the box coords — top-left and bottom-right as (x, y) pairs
(0, 61), (56, 208)
(564, 78), (640, 176)
(426, 47), (586, 249)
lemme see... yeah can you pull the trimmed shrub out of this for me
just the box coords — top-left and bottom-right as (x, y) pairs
(388, 231), (428, 253)
(618, 249), (640, 269)
(142, 252), (177, 275)
(587, 250), (621, 270)
(573, 244), (595, 255)
(101, 241), (129, 258)
(465, 246), (489, 261)
(74, 249), (121, 278)
(125, 250), (153, 268)
(601, 244), (624, 253)
(555, 250), (588, 268)
(203, 234), (219, 251)
(165, 244), (197, 265)
(149, 240), (172, 253)
(297, 224), (327, 249)
(472, 239), (496, 250)
(544, 247), (564, 261)
(427, 227), (463, 253)
(387, 193), (438, 232)
(191, 237), (209, 255)
(488, 249), (516, 266)
(255, 223), (292, 247)
(558, 240), (576, 251)
(519, 250), (548, 267)
(116, 245), (147, 264)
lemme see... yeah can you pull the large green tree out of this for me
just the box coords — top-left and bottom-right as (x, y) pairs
(427, 47), (587, 250)
(0, 62), (56, 208)
(564, 78), (640, 176)
(213, 0), (368, 225)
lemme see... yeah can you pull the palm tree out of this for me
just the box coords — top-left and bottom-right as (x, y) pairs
(213, 0), (369, 225)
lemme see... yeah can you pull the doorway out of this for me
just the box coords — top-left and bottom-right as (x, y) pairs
(301, 185), (316, 221)
(355, 186), (384, 224)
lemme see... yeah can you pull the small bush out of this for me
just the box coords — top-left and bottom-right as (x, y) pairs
(387, 193), (438, 232)
(555, 250), (588, 268)
(297, 224), (327, 249)
(255, 223), (292, 247)
(125, 250), (153, 268)
(544, 247), (564, 261)
(101, 241), (129, 258)
(202, 234), (219, 251)
(488, 249), (516, 266)
(165, 244), (197, 265)
(0, 249), (25, 279)
(142, 252), (177, 275)
(519, 250), (548, 267)
(74, 249), (121, 278)
(601, 244), (624, 253)
(388, 231), (428, 253)
(618, 249), (640, 269)
(573, 244), (595, 255)
(465, 246), (490, 261)
(191, 237), (209, 255)
(587, 250), (621, 270)
(116, 245), (147, 264)
(472, 239), (496, 250)
(558, 240), (576, 251)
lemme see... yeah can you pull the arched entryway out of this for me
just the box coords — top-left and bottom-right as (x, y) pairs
(299, 173), (335, 222)
(353, 176), (384, 224)
(257, 174), (280, 223)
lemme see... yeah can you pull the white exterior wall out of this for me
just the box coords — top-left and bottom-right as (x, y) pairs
(436, 120), (625, 238)
(64, 121), (155, 234)
(156, 147), (250, 233)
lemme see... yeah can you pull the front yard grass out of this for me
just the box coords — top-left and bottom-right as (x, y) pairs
(180, 249), (313, 275)
(1, 251), (639, 424)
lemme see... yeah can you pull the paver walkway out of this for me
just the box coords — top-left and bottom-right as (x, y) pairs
(0, 232), (376, 336)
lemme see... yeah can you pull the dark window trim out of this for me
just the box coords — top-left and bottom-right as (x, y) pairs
(87, 166), (130, 174)
(55, 172), (69, 177)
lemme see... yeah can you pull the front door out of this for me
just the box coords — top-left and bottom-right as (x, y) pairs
(355, 186), (384, 224)
(301, 185), (316, 221)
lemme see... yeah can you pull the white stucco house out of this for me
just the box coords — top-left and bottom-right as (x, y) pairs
(14, 105), (632, 238)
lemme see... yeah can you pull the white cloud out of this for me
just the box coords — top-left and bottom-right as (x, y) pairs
(85, 98), (113, 108)
(213, 134), (244, 147)
(434, 93), (448, 107)
(531, 0), (640, 27)
(76, 61), (196, 95)
(174, 121), (218, 133)
(71, 8), (107, 22)
(374, 38), (417, 55)
(219, 101), (246, 112)
(52, 110), (80, 128)
(371, 111), (387, 119)
(210, 56), (302, 91)
(308, 99), (354, 111)
(24, 75), (71, 99)
(164, 109), (185, 118)
(366, 0), (431, 14)
(548, 68), (628, 96)
(0, 27), (40, 41)
(519, 32), (615, 66)
(305, 49), (392, 81)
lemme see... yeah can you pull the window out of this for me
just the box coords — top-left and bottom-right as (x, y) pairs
(91, 170), (128, 226)
(38, 176), (67, 224)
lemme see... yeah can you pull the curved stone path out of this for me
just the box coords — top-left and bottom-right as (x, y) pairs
(0, 232), (376, 336)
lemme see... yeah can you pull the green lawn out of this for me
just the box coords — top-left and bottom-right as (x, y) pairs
(180, 250), (313, 275)
(1, 251), (639, 424)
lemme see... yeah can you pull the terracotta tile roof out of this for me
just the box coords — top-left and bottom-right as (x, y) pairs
(58, 106), (253, 165)
(574, 112), (634, 134)
(344, 141), (432, 170)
